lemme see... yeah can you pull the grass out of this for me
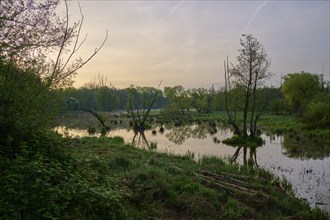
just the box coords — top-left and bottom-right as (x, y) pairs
(222, 135), (264, 148)
(71, 136), (327, 219)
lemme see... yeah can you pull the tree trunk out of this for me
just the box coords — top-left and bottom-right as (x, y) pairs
(242, 87), (250, 137)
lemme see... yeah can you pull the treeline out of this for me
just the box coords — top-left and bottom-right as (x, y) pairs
(63, 71), (329, 129)
(163, 86), (286, 114)
(62, 84), (286, 114)
(62, 85), (167, 111)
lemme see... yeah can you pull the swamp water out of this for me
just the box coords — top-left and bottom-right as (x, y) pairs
(54, 124), (330, 214)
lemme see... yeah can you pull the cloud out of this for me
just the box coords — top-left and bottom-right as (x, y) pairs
(68, 1), (329, 88)
(243, 0), (268, 33)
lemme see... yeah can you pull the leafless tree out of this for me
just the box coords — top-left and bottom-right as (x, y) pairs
(0, 0), (108, 88)
(127, 81), (162, 132)
(224, 34), (271, 137)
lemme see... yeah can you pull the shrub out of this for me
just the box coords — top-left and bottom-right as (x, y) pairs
(0, 131), (130, 219)
(0, 62), (61, 149)
(304, 101), (330, 128)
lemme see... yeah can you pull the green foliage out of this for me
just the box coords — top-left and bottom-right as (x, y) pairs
(0, 131), (130, 219)
(62, 85), (167, 111)
(189, 88), (212, 113)
(303, 98), (330, 129)
(164, 85), (192, 114)
(65, 96), (80, 110)
(94, 86), (120, 111)
(223, 135), (264, 148)
(281, 72), (330, 129)
(281, 72), (321, 114)
(0, 62), (61, 147)
(2, 128), (326, 219)
(74, 137), (327, 219)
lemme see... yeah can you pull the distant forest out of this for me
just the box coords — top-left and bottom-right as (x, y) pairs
(63, 86), (167, 111)
(63, 71), (330, 130)
(62, 84), (286, 114)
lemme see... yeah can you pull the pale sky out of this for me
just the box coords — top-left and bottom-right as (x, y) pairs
(63, 0), (330, 89)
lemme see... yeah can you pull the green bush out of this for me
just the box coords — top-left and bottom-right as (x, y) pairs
(0, 62), (61, 149)
(304, 101), (330, 128)
(0, 131), (130, 219)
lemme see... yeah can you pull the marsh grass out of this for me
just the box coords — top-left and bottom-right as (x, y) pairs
(72, 136), (327, 219)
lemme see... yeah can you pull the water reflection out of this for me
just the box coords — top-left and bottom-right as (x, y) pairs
(132, 130), (149, 149)
(165, 124), (208, 145)
(231, 146), (259, 168)
(164, 123), (227, 145)
(282, 133), (330, 159)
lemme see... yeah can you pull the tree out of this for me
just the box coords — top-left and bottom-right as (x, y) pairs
(281, 72), (330, 128)
(0, 0), (107, 88)
(0, 62), (60, 148)
(65, 97), (80, 111)
(0, 0), (107, 149)
(281, 72), (321, 114)
(127, 82), (162, 132)
(94, 87), (119, 111)
(164, 86), (191, 114)
(224, 34), (271, 137)
(189, 88), (212, 113)
(266, 88), (288, 115)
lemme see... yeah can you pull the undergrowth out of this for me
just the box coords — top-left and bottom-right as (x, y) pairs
(2, 131), (327, 219)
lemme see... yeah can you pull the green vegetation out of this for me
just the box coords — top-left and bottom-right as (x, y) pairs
(222, 135), (264, 148)
(2, 133), (326, 219)
(62, 83), (167, 112)
(0, 62), (61, 149)
(282, 72), (330, 128)
(0, 132), (129, 219)
(223, 34), (271, 138)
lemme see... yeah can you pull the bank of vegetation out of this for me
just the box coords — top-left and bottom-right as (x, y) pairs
(1, 132), (328, 219)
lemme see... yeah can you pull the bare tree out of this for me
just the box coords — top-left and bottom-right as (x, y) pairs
(224, 57), (241, 135)
(224, 34), (271, 137)
(0, 0), (108, 88)
(127, 81), (162, 132)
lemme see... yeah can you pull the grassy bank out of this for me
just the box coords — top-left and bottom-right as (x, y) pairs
(1, 131), (328, 219)
(75, 136), (330, 218)
(72, 136), (329, 219)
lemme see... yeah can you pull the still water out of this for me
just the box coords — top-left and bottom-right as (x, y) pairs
(54, 124), (330, 214)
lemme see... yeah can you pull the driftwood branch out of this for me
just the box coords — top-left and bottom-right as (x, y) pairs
(84, 109), (110, 131)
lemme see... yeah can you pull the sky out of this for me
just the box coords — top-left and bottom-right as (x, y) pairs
(63, 0), (330, 89)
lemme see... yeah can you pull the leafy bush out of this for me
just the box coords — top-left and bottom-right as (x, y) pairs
(304, 101), (330, 128)
(0, 131), (130, 219)
(0, 62), (61, 149)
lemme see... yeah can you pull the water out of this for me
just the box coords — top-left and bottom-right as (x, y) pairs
(54, 124), (330, 214)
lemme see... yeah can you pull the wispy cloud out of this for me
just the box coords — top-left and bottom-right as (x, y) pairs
(243, 0), (268, 33)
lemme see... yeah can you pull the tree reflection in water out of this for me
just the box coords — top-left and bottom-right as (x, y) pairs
(165, 124), (213, 145)
(132, 130), (148, 148)
(230, 146), (259, 168)
(132, 130), (150, 149)
(282, 133), (330, 159)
